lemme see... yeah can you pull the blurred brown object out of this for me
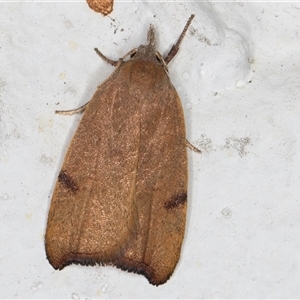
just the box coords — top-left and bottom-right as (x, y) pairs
(86, 0), (113, 15)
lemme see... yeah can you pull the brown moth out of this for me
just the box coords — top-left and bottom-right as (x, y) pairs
(45, 15), (195, 286)
(86, 0), (113, 15)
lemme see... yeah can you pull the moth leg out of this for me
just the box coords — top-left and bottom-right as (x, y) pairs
(186, 138), (201, 154)
(164, 14), (195, 65)
(94, 48), (119, 66)
(55, 102), (89, 115)
(94, 48), (137, 66)
(155, 51), (169, 73)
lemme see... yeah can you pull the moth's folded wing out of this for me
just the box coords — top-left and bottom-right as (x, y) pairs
(112, 66), (188, 286)
(45, 74), (141, 269)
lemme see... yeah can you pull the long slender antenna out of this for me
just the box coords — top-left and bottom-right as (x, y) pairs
(164, 14), (195, 65)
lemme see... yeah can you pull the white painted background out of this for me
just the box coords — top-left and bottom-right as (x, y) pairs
(1, 1), (300, 298)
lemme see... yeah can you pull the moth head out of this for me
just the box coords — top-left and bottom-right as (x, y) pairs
(130, 25), (159, 63)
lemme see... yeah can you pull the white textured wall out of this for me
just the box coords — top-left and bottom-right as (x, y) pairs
(1, 1), (300, 298)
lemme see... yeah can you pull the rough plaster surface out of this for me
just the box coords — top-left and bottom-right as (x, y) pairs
(1, 1), (300, 298)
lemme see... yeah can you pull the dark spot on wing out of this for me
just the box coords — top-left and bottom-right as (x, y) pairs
(58, 170), (79, 192)
(164, 192), (187, 209)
